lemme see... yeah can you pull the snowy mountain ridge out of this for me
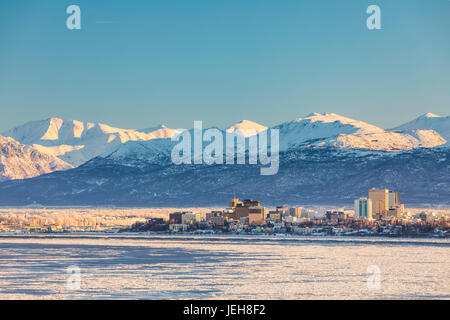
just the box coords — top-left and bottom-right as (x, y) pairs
(1, 112), (448, 181)
(390, 112), (450, 146)
(2, 118), (180, 166)
(0, 134), (73, 181)
(274, 112), (446, 151)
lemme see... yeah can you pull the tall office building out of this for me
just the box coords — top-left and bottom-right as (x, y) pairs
(369, 188), (389, 215)
(289, 207), (302, 219)
(248, 207), (265, 225)
(354, 198), (373, 220)
(388, 191), (400, 208)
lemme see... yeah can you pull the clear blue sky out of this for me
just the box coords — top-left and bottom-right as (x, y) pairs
(0, 0), (449, 132)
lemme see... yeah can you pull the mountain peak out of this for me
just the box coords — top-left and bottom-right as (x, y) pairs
(305, 112), (333, 118)
(293, 112), (383, 132)
(391, 113), (449, 145)
(420, 112), (441, 119)
(226, 120), (267, 137)
(41, 118), (65, 140)
(140, 124), (168, 133)
(47, 117), (64, 122)
(300, 112), (353, 122)
(237, 119), (256, 124)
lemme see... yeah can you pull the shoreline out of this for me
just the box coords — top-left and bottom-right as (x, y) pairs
(0, 231), (449, 245)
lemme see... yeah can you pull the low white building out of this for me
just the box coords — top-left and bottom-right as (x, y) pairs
(181, 212), (201, 225)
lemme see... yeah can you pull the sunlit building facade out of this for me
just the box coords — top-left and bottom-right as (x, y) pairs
(369, 188), (389, 215)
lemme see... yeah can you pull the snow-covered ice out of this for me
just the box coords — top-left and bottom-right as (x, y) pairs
(0, 234), (448, 299)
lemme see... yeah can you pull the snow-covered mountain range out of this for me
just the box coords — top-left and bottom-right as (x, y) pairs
(0, 135), (72, 181)
(2, 118), (180, 167)
(0, 112), (448, 185)
(275, 112), (446, 151)
(0, 144), (448, 207)
(0, 112), (448, 206)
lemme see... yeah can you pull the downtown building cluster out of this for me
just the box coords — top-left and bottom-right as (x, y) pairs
(355, 188), (405, 221)
(167, 199), (304, 233)
(166, 190), (406, 232)
(124, 193), (448, 238)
